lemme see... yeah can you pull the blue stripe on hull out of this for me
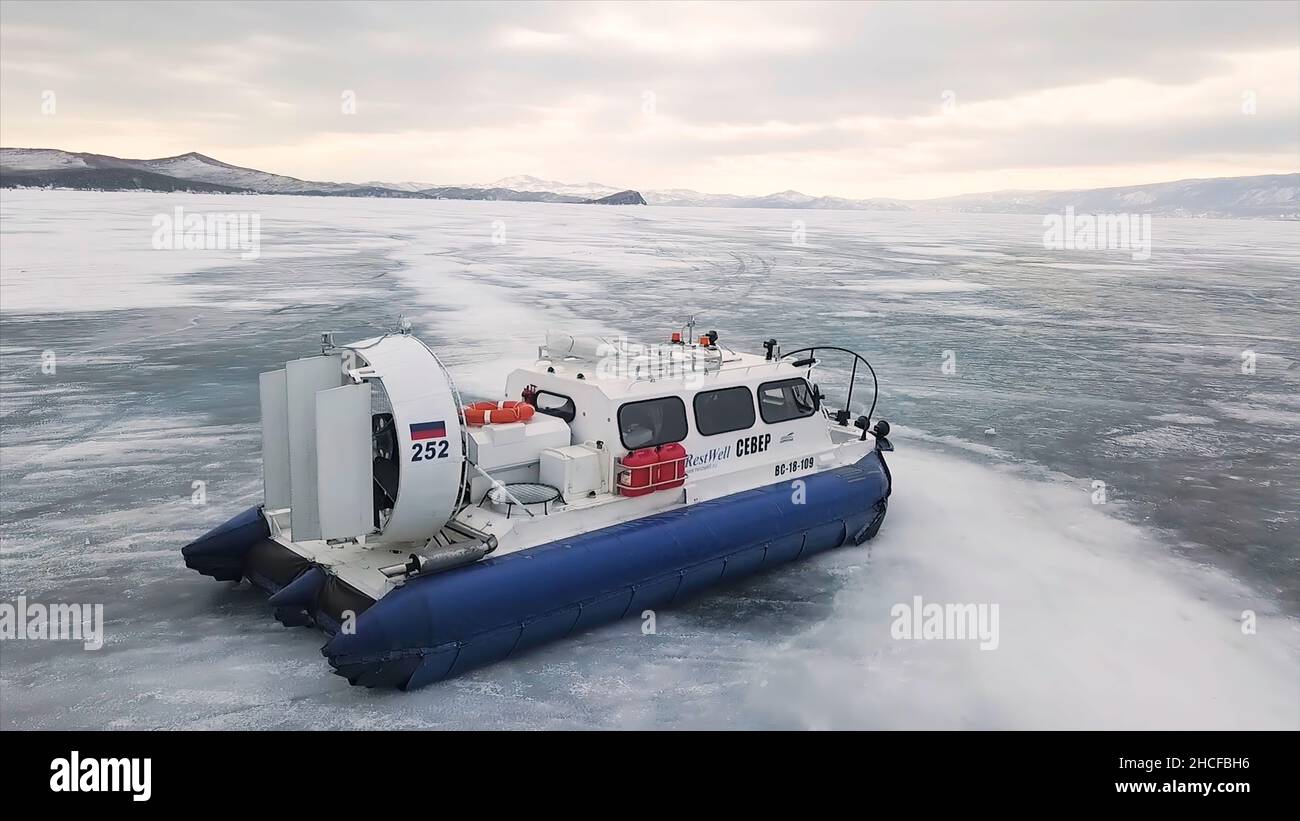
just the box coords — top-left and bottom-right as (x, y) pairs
(322, 450), (891, 689)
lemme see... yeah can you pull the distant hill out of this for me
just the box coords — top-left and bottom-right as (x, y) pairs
(418, 185), (588, 203)
(912, 174), (1299, 219)
(0, 148), (408, 196)
(639, 177), (1295, 216)
(591, 190), (648, 205)
(484, 174), (624, 200)
(0, 165), (249, 194)
(0, 148), (644, 206)
(2, 147), (1294, 217)
(639, 186), (908, 210)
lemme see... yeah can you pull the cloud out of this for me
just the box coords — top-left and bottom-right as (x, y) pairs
(0, 0), (1296, 198)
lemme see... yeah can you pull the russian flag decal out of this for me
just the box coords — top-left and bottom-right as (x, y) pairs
(409, 421), (447, 441)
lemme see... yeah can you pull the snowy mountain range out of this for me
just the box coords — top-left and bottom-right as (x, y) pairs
(0, 149), (645, 204)
(1, 147), (1295, 217)
(480, 175), (625, 200)
(912, 176), (1300, 219)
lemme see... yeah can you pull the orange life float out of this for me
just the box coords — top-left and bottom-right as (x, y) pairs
(463, 400), (536, 426)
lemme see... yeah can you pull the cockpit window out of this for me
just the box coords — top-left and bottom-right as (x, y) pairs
(693, 386), (755, 436)
(618, 396), (688, 450)
(757, 378), (817, 424)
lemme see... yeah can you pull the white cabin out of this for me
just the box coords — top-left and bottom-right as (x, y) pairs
(257, 327), (885, 601)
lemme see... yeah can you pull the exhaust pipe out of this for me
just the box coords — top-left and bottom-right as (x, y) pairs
(379, 521), (498, 579)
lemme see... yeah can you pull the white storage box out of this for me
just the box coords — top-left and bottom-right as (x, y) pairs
(467, 413), (571, 472)
(540, 444), (604, 499)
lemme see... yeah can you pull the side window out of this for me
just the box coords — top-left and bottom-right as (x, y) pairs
(693, 386), (755, 436)
(758, 378), (817, 424)
(534, 390), (576, 423)
(618, 397), (688, 450)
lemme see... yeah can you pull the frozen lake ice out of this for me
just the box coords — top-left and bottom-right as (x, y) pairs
(1, 190), (1297, 729)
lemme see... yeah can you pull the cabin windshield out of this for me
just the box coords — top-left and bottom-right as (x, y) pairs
(758, 378), (817, 424)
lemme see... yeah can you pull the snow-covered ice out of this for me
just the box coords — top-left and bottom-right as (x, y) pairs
(1, 190), (1296, 728)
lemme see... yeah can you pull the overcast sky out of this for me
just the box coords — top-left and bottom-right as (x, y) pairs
(1, 0), (1296, 199)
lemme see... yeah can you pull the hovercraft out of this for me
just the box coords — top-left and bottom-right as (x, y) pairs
(183, 322), (894, 689)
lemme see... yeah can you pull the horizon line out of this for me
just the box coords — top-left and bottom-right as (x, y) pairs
(1, 144), (1297, 203)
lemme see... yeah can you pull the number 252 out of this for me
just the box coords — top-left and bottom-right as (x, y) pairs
(411, 440), (449, 461)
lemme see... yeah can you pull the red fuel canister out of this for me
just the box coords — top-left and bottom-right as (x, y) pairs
(619, 448), (659, 497)
(655, 443), (687, 490)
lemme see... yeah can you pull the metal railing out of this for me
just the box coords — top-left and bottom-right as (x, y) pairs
(614, 454), (688, 493)
(780, 346), (880, 428)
